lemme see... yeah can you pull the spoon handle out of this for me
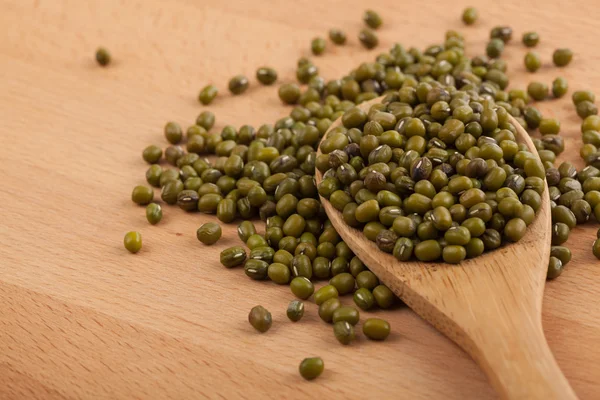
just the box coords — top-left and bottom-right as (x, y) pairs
(465, 312), (577, 400)
(399, 253), (579, 400)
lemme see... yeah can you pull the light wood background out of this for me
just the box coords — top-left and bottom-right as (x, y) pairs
(1, 0), (599, 399)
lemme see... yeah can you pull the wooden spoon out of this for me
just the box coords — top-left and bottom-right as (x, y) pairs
(315, 97), (578, 400)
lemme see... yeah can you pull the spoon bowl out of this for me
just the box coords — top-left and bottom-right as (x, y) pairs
(315, 97), (577, 400)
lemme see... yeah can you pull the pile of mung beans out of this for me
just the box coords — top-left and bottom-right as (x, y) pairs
(124, 7), (600, 379)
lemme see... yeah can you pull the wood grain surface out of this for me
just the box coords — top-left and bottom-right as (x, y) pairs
(1, 0), (599, 399)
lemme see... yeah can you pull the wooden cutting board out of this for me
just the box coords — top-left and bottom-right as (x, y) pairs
(1, 0), (599, 398)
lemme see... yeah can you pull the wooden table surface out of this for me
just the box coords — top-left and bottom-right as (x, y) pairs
(1, 0), (599, 398)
